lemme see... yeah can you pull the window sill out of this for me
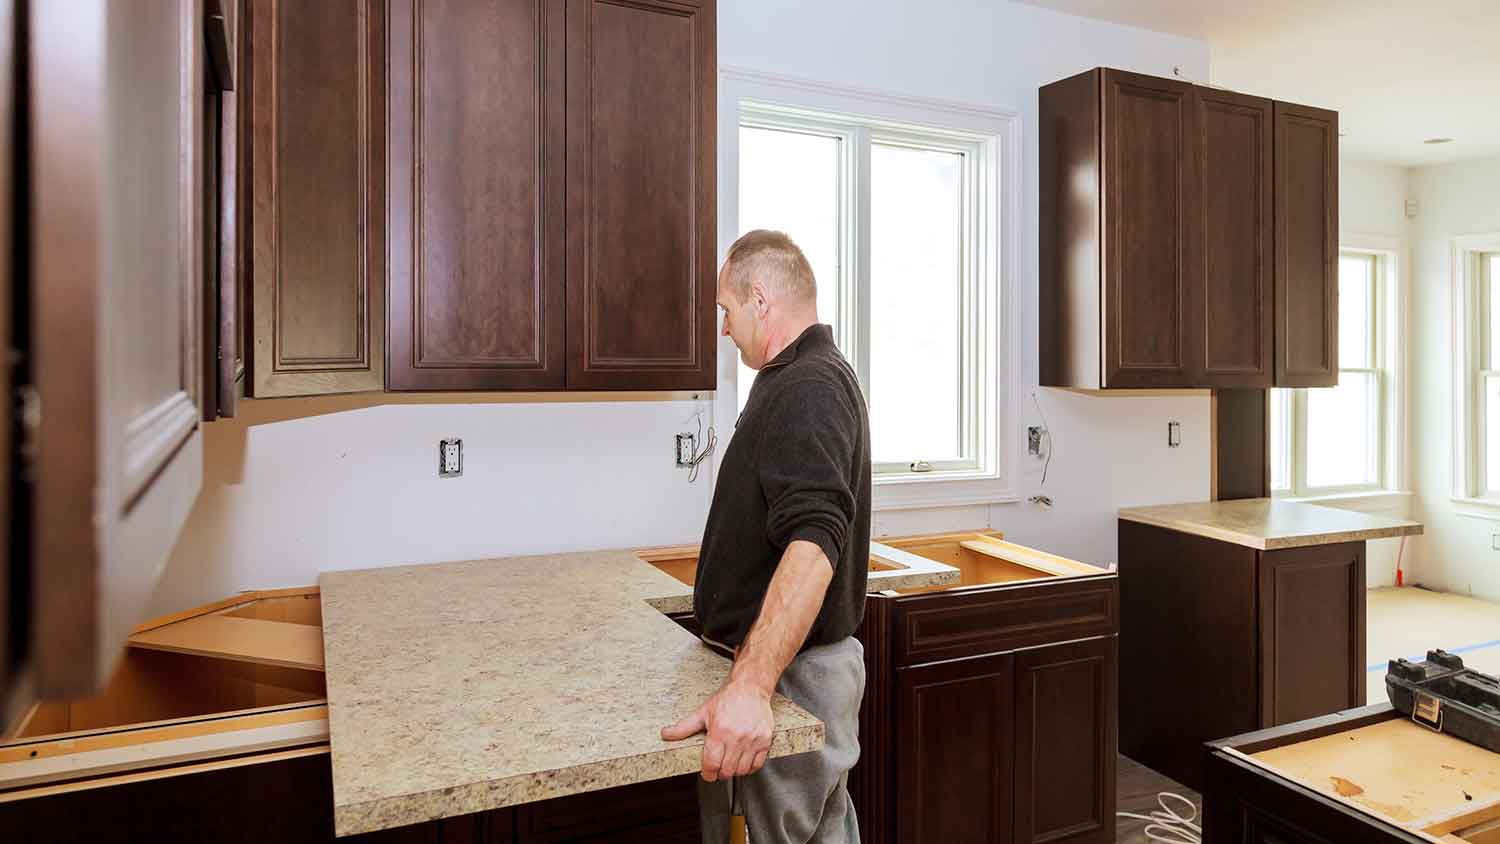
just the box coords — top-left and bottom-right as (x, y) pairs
(873, 473), (1019, 512)
(1452, 497), (1500, 522)
(1279, 489), (1414, 513)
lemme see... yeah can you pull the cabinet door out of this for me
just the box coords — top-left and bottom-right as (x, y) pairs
(895, 653), (1014, 844)
(28, 0), (205, 699)
(1273, 101), (1339, 388)
(1196, 87), (1273, 388)
(387, 0), (566, 391)
(1100, 69), (1201, 388)
(249, 0), (384, 396)
(564, 0), (716, 390)
(1013, 638), (1117, 844)
(1258, 542), (1365, 727)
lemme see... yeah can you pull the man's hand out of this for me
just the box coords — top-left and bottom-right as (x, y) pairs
(661, 677), (774, 781)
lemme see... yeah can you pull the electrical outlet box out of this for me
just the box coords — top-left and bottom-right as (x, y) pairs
(439, 439), (463, 477)
(1492, 532), (1500, 552)
(1027, 426), (1045, 456)
(675, 433), (697, 467)
(1167, 421), (1182, 448)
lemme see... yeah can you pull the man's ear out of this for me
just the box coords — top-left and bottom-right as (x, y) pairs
(751, 280), (770, 319)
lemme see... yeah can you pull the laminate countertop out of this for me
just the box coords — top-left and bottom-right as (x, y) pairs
(318, 546), (959, 836)
(1117, 498), (1423, 550)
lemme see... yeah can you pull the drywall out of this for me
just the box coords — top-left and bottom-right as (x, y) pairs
(151, 1), (1214, 616)
(1407, 156), (1500, 600)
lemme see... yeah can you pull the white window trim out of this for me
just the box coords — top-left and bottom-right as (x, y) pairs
(1451, 232), (1500, 512)
(1273, 232), (1409, 502)
(716, 66), (1022, 511)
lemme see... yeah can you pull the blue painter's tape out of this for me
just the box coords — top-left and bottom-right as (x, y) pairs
(1366, 638), (1500, 673)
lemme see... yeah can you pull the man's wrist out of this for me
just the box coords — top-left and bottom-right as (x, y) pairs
(726, 665), (776, 700)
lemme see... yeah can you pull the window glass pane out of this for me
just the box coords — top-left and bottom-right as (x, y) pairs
(869, 143), (963, 464)
(1488, 255), (1500, 371)
(1306, 372), (1378, 488)
(1269, 388), (1291, 491)
(737, 125), (841, 411)
(1339, 255), (1372, 369)
(1487, 374), (1500, 495)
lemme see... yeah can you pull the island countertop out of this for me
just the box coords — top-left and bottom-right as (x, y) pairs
(1117, 498), (1423, 550)
(319, 545), (959, 836)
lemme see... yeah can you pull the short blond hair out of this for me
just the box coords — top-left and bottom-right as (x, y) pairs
(723, 229), (816, 304)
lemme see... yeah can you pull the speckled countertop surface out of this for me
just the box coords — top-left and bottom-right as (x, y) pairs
(320, 547), (958, 836)
(1118, 498), (1423, 550)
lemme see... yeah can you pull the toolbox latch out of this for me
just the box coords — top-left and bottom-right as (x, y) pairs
(1412, 692), (1443, 731)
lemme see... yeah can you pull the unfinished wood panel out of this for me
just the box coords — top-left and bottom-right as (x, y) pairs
(565, 0), (716, 389)
(387, 0), (566, 390)
(250, 0), (384, 396)
(31, 0), (206, 700)
(874, 530), (1006, 568)
(1260, 541), (1365, 726)
(1197, 87), (1273, 387)
(128, 614), (323, 671)
(1274, 101), (1339, 387)
(223, 593), (322, 627)
(1014, 638), (1116, 844)
(1249, 719), (1500, 834)
(896, 653), (1014, 843)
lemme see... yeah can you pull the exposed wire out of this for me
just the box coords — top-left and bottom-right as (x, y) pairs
(685, 413), (717, 484)
(1032, 391), (1053, 488)
(1117, 792), (1202, 844)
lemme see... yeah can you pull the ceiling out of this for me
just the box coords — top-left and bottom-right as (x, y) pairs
(1019, 0), (1500, 166)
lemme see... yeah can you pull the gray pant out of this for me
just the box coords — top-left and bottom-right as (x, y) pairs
(698, 637), (865, 844)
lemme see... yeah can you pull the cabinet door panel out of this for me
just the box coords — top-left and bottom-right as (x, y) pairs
(1274, 101), (1339, 387)
(1014, 638), (1117, 844)
(1101, 69), (1200, 388)
(896, 653), (1013, 844)
(565, 0), (715, 390)
(30, 0), (206, 698)
(387, 0), (565, 390)
(1259, 542), (1365, 727)
(1198, 87), (1273, 387)
(249, 0), (384, 396)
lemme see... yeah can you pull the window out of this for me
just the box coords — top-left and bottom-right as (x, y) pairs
(734, 100), (1003, 482)
(1271, 250), (1393, 496)
(1455, 235), (1500, 503)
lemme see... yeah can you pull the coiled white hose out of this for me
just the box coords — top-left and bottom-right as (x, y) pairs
(1117, 791), (1202, 844)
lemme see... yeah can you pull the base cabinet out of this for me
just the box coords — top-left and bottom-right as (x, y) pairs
(1119, 519), (1365, 790)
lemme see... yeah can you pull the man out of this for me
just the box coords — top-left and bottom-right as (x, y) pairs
(661, 230), (872, 844)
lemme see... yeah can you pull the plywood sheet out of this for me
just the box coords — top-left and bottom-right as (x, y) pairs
(128, 614), (324, 670)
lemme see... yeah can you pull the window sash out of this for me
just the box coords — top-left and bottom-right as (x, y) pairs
(738, 103), (992, 478)
(1478, 253), (1500, 497)
(1274, 250), (1388, 497)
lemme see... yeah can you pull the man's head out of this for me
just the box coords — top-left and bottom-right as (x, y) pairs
(717, 229), (819, 370)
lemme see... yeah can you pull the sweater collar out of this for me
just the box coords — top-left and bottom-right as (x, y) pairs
(762, 324), (833, 370)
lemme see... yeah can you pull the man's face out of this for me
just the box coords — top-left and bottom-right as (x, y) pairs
(717, 265), (766, 369)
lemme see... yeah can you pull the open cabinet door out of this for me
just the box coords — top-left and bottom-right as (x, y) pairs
(26, 0), (206, 701)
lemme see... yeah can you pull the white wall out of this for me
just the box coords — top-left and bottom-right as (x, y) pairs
(151, 1), (1215, 615)
(1407, 156), (1500, 599)
(719, 0), (1214, 566)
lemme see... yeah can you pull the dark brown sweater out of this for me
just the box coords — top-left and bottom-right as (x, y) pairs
(693, 324), (872, 651)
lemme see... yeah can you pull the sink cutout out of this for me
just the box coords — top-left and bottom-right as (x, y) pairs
(636, 547), (908, 588)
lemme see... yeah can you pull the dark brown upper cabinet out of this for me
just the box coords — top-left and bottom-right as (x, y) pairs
(247, 0), (385, 397)
(562, 0), (717, 390)
(1040, 68), (1332, 391)
(386, 0), (567, 391)
(1274, 101), (1339, 388)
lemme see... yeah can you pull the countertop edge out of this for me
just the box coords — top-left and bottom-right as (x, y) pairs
(1117, 510), (1269, 549)
(331, 721), (826, 837)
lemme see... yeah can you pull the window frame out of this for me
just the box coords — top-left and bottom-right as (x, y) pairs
(717, 67), (1022, 510)
(1272, 237), (1404, 501)
(1452, 233), (1500, 510)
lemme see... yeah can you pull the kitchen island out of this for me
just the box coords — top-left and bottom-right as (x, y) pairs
(1117, 498), (1422, 791)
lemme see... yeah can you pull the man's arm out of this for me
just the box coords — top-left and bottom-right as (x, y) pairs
(660, 539), (832, 781)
